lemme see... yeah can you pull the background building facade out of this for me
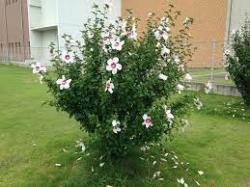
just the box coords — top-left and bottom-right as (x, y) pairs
(122, 0), (228, 68)
(0, 0), (30, 61)
(0, 0), (121, 64)
(0, 0), (250, 67)
(28, 0), (121, 64)
(122, 0), (250, 68)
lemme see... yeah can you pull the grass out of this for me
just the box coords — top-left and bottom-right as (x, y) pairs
(189, 68), (225, 76)
(0, 64), (250, 186)
(189, 68), (235, 85)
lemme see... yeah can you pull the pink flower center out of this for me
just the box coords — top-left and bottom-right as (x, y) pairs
(114, 42), (120, 47)
(145, 118), (151, 124)
(106, 82), (111, 89)
(65, 54), (70, 60)
(111, 62), (117, 69)
(159, 31), (164, 35)
(35, 66), (40, 71)
(62, 79), (67, 85)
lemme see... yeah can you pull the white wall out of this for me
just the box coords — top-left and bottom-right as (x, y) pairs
(57, 0), (121, 48)
(28, 4), (41, 28)
(40, 0), (58, 27)
(28, 0), (121, 64)
(229, 0), (250, 33)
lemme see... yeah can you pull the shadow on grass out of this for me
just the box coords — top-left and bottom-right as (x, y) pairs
(22, 137), (205, 187)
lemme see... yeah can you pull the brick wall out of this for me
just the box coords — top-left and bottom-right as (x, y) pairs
(0, 0), (30, 61)
(122, 0), (228, 68)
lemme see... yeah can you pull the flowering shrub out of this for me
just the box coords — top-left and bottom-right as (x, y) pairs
(32, 3), (196, 157)
(225, 18), (250, 105)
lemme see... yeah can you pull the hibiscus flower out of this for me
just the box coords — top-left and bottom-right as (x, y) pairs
(31, 63), (46, 74)
(111, 38), (124, 51)
(61, 51), (74, 63)
(106, 57), (122, 74)
(176, 84), (185, 94)
(105, 79), (114, 94)
(154, 26), (169, 41)
(161, 46), (171, 59)
(56, 75), (72, 90)
(164, 106), (174, 124)
(142, 114), (153, 128)
(128, 24), (137, 40)
(205, 81), (213, 93)
(184, 73), (192, 82)
(159, 73), (168, 81)
(193, 98), (203, 110)
(112, 120), (121, 134)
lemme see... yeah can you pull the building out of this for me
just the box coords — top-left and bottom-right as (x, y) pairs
(122, 0), (250, 68)
(28, 0), (121, 64)
(0, 0), (30, 62)
(0, 0), (250, 67)
(0, 0), (121, 65)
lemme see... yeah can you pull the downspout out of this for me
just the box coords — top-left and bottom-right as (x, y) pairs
(56, 0), (60, 51)
(4, 0), (10, 62)
(225, 0), (233, 45)
(223, 0), (233, 66)
(20, 0), (25, 61)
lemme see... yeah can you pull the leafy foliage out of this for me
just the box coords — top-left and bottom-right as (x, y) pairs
(226, 18), (250, 105)
(38, 3), (195, 157)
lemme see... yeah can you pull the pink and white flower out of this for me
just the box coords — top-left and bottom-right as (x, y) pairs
(176, 84), (185, 94)
(225, 73), (230, 80)
(104, 0), (113, 9)
(119, 20), (128, 36)
(142, 114), (153, 128)
(31, 63), (46, 74)
(224, 49), (230, 56)
(184, 17), (192, 25)
(106, 57), (122, 74)
(128, 24), (137, 40)
(198, 170), (204, 176)
(161, 16), (170, 24)
(101, 31), (112, 45)
(205, 81), (213, 94)
(155, 26), (169, 41)
(159, 73), (168, 81)
(184, 73), (192, 82)
(164, 106), (174, 124)
(161, 46), (170, 58)
(56, 75), (72, 90)
(155, 30), (169, 41)
(178, 64), (185, 72)
(194, 98), (203, 110)
(105, 79), (114, 94)
(177, 178), (188, 187)
(87, 31), (94, 39)
(111, 38), (124, 51)
(119, 20), (127, 30)
(112, 120), (121, 134)
(174, 55), (181, 64)
(61, 51), (74, 63)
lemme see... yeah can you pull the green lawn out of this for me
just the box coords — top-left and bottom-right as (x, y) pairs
(0, 64), (250, 187)
(189, 68), (235, 85)
(189, 68), (225, 76)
